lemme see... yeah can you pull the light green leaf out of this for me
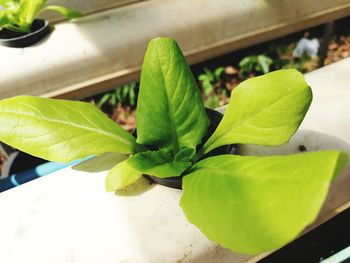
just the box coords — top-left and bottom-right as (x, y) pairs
(105, 160), (142, 192)
(214, 67), (224, 79)
(0, 0), (82, 32)
(136, 37), (209, 154)
(0, 96), (139, 163)
(0, 0), (20, 9)
(257, 55), (273, 74)
(239, 56), (255, 71)
(127, 150), (191, 178)
(42, 5), (83, 19)
(203, 69), (312, 154)
(96, 93), (111, 108)
(19, 0), (46, 25)
(181, 151), (348, 254)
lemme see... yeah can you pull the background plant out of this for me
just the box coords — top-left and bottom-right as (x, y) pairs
(0, 0), (82, 33)
(0, 38), (347, 255)
(97, 83), (138, 109)
(94, 83), (138, 132)
(198, 67), (228, 108)
(238, 54), (273, 78)
(267, 43), (317, 73)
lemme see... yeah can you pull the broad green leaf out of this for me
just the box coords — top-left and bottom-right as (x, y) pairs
(105, 160), (142, 192)
(180, 151), (347, 254)
(0, 96), (140, 163)
(127, 150), (191, 178)
(42, 5), (83, 19)
(203, 69), (312, 154)
(136, 37), (209, 154)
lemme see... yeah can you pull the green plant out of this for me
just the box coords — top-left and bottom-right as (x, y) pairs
(0, 37), (347, 254)
(198, 67), (224, 95)
(239, 54), (273, 77)
(282, 53), (317, 73)
(0, 0), (82, 33)
(267, 43), (317, 73)
(97, 83), (137, 109)
(198, 67), (224, 108)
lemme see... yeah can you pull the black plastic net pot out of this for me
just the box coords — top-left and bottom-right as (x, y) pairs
(0, 19), (51, 48)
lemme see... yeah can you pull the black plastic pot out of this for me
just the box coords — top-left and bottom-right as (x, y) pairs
(143, 108), (237, 189)
(0, 19), (51, 48)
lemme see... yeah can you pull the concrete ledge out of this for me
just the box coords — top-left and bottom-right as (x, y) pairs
(0, 58), (350, 263)
(0, 0), (349, 99)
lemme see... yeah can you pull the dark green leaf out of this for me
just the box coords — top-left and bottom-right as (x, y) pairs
(174, 148), (196, 162)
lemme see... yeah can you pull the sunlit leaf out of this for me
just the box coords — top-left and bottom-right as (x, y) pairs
(0, 0), (82, 32)
(0, 96), (139, 163)
(181, 151), (347, 254)
(203, 69), (312, 154)
(136, 37), (209, 154)
(105, 160), (142, 192)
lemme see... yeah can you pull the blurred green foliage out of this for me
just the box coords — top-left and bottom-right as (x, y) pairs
(97, 83), (138, 109)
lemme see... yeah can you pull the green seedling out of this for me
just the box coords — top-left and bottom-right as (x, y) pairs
(0, 37), (347, 254)
(97, 83), (137, 109)
(239, 54), (273, 77)
(0, 0), (82, 33)
(198, 67), (224, 108)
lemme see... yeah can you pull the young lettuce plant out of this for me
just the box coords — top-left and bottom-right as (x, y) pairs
(0, 0), (82, 33)
(0, 37), (347, 255)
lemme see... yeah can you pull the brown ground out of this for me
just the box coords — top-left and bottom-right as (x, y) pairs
(326, 35), (350, 64)
(110, 104), (136, 132)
